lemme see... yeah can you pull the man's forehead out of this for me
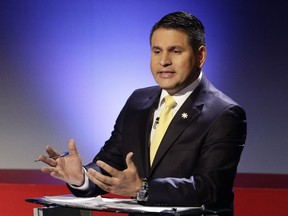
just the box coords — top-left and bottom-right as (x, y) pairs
(151, 29), (189, 42)
(151, 32), (189, 50)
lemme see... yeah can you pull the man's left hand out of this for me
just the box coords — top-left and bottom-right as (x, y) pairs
(86, 152), (143, 197)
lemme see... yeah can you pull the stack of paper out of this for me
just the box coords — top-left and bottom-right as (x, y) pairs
(42, 195), (204, 214)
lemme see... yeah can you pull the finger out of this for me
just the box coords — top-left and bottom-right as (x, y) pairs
(68, 139), (80, 157)
(87, 167), (112, 185)
(45, 145), (59, 157)
(41, 166), (58, 174)
(86, 169), (111, 191)
(41, 166), (67, 181)
(38, 155), (57, 167)
(50, 170), (65, 180)
(96, 160), (121, 178)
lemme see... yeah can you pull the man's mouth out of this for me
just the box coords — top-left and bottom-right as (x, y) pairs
(158, 71), (175, 78)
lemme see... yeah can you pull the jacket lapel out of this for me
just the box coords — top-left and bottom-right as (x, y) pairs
(136, 88), (161, 176)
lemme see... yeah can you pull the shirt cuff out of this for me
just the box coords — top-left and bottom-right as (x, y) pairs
(68, 167), (89, 190)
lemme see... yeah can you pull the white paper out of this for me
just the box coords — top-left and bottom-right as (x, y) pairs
(42, 195), (204, 213)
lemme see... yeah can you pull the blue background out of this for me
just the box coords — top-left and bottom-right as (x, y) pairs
(0, 0), (287, 174)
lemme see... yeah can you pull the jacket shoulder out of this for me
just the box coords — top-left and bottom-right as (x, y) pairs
(132, 86), (160, 96)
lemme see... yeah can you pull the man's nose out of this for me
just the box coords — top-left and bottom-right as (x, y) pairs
(160, 53), (172, 67)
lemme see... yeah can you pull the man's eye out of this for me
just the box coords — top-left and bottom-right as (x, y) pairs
(173, 50), (181, 54)
(152, 50), (161, 54)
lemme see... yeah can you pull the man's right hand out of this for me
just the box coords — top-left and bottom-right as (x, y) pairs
(37, 139), (84, 186)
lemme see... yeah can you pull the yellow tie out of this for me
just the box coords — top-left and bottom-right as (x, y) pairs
(150, 95), (176, 166)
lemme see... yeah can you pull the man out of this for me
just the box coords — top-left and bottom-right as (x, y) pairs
(39, 12), (247, 211)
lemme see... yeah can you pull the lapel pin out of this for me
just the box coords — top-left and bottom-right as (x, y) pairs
(181, 112), (188, 119)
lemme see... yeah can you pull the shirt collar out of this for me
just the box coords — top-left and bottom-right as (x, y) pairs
(158, 71), (203, 107)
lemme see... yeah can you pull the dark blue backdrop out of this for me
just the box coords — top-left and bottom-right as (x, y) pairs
(0, 0), (287, 173)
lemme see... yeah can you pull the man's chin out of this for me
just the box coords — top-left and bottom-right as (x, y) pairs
(160, 86), (179, 95)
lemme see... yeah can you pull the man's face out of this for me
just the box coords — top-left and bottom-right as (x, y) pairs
(150, 28), (206, 95)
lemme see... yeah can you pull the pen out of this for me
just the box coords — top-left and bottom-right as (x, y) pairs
(34, 151), (70, 162)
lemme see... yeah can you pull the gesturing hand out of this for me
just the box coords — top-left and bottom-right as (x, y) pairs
(86, 152), (143, 197)
(38, 139), (84, 186)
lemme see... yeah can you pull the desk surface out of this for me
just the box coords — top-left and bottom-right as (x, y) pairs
(26, 195), (232, 216)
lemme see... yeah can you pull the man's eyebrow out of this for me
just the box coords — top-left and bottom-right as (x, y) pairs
(151, 46), (162, 50)
(151, 45), (184, 50)
(168, 45), (184, 50)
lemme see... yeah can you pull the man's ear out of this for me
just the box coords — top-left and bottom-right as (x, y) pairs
(197, 46), (206, 68)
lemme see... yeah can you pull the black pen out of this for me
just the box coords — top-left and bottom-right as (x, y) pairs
(34, 151), (70, 162)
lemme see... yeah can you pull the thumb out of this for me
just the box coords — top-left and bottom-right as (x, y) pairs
(125, 152), (136, 169)
(68, 139), (79, 157)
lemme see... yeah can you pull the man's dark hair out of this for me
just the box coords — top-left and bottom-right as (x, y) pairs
(150, 12), (205, 51)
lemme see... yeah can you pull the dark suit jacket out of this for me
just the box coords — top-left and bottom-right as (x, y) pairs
(68, 75), (247, 210)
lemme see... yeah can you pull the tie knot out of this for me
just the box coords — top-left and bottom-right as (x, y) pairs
(164, 95), (176, 108)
